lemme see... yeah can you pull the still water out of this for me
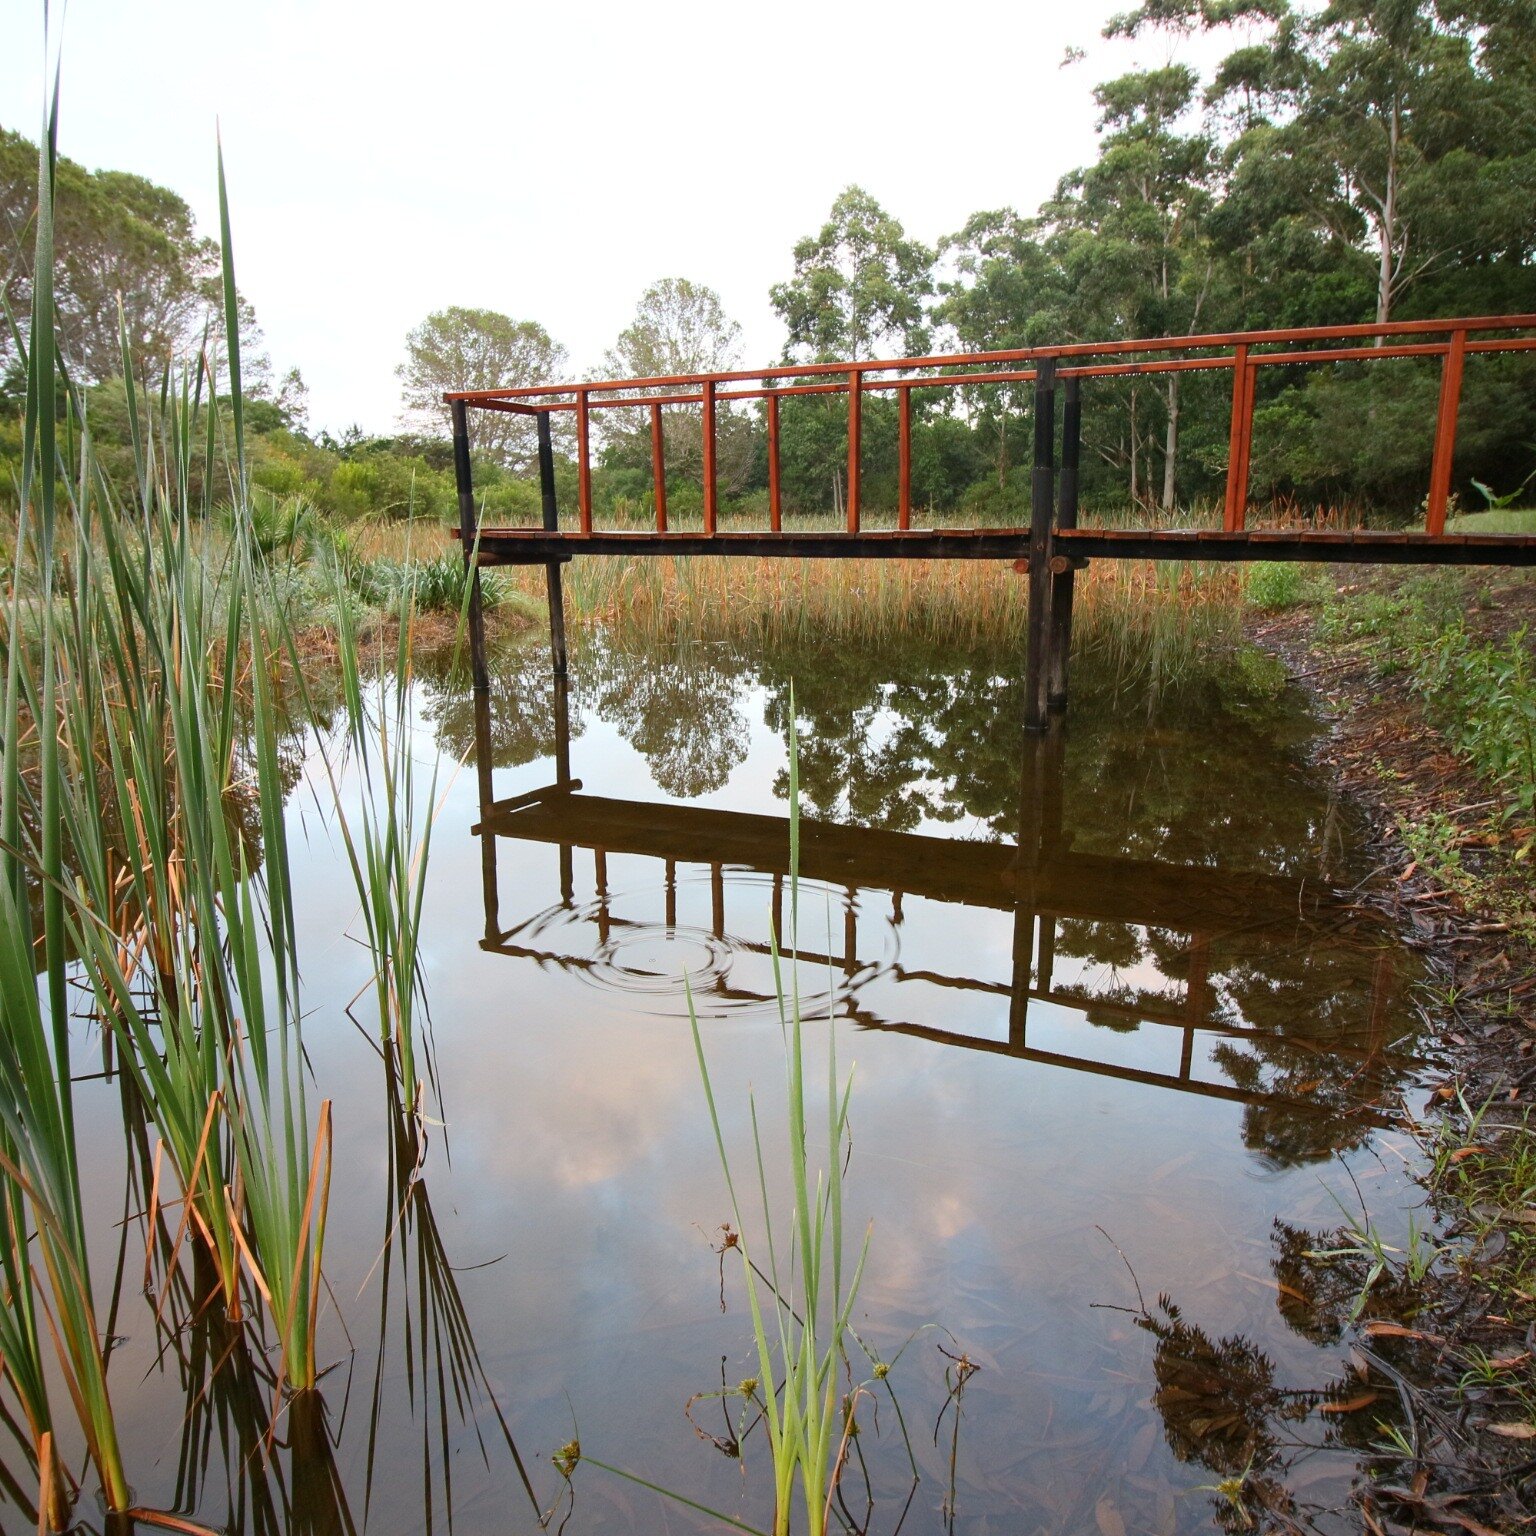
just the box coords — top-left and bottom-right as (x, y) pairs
(51, 633), (1429, 1536)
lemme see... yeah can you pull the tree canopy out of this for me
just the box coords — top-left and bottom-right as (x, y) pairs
(397, 306), (567, 466)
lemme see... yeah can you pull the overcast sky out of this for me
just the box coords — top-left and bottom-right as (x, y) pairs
(2, 1), (1222, 435)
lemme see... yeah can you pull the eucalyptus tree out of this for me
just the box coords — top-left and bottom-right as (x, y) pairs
(0, 125), (264, 385)
(1044, 66), (1221, 507)
(770, 185), (935, 363)
(769, 188), (935, 516)
(598, 277), (751, 489)
(936, 209), (1070, 488)
(397, 306), (567, 467)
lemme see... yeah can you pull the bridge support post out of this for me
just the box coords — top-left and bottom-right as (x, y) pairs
(1024, 358), (1057, 733)
(471, 684), (500, 944)
(1048, 376), (1079, 712)
(450, 400), (490, 694)
(537, 414), (569, 677)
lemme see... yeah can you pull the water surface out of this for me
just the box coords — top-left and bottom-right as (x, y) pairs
(47, 632), (1429, 1536)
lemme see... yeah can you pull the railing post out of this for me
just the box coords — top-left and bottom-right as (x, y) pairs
(1048, 375), (1080, 712)
(649, 401), (668, 532)
(537, 412), (567, 678)
(575, 388), (593, 534)
(846, 369), (862, 533)
(898, 386), (912, 531)
(1223, 343), (1253, 532)
(1023, 358), (1056, 734)
(450, 399), (489, 693)
(1426, 328), (1467, 536)
(472, 685), (499, 943)
(702, 378), (718, 534)
(767, 392), (783, 532)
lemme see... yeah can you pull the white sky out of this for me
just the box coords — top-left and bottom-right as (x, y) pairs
(1, 0), (1222, 436)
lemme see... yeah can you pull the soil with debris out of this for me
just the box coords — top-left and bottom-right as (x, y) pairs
(1250, 568), (1536, 1533)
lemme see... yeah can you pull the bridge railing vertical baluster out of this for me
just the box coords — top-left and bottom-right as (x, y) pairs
(1223, 344), (1252, 532)
(846, 369), (862, 533)
(649, 402), (668, 533)
(767, 392), (783, 532)
(576, 387), (593, 534)
(1426, 328), (1467, 536)
(898, 385), (912, 531)
(702, 378), (718, 534)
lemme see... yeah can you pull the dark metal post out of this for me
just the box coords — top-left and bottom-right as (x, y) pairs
(537, 413), (568, 678)
(1023, 359), (1057, 733)
(450, 400), (489, 693)
(553, 673), (572, 788)
(1008, 908), (1034, 1051)
(472, 685), (499, 943)
(1048, 376), (1080, 712)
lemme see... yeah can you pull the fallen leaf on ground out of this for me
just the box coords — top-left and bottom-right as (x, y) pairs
(1486, 1421), (1536, 1439)
(1095, 1496), (1127, 1536)
(1362, 1322), (1443, 1343)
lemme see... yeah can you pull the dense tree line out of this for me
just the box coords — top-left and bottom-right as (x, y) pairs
(389, 0), (1536, 521)
(5, 0), (1534, 523)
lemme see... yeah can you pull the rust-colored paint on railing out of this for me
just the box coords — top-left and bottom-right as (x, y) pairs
(766, 393), (782, 532)
(575, 389), (592, 534)
(846, 367), (862, 534)
(898, 385), (912, 531)
(446, 314), (1536, 545)
(701, 378), (717, 534)
(649, 402), (667, 533)
(1427, 329), (1467, 536)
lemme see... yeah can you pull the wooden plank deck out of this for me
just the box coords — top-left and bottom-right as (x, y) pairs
(459, 526), (1536, 567)
(475, 791), (1347, 932)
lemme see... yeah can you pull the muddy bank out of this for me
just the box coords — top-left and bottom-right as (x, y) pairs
(1251, 569), (1536, 1531)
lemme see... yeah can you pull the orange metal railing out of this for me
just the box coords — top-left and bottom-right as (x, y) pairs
(447, 314), (1536, 541)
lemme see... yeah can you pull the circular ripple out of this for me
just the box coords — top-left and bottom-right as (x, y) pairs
(509, 869), (899, 1019)
(591, 925), (734, 997)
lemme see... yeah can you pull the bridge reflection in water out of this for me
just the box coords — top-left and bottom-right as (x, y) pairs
(470, 682), (1412, 1138)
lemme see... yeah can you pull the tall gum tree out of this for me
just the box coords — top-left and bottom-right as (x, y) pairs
(599, 278), (750, 487)
(397, 307), (567, 466)
(1044, 65), (1218, 508)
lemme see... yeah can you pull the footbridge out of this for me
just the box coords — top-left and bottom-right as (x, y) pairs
(448, 314), (1536, 729)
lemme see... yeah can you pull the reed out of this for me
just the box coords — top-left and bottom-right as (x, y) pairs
(0, 89), (130, 1524)
(688, 706), (870, 1536)
(1, 110), (335, 1536)
(309, 550), (441, 1110)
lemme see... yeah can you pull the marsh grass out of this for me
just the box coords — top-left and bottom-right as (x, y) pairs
(0, 91), (338, 1522)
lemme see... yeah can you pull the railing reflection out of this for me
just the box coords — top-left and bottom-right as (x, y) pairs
(471, 686), (1415, 1144)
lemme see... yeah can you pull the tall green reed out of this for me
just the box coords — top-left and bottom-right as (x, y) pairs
(689, 704), (870, 1536)
(0, 69), (130, 1523)
(1, 107), (334, 1536)
(312, 556), (439, 1110)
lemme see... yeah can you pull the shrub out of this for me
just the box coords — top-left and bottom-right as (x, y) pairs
(1245, 562), (1305, 610)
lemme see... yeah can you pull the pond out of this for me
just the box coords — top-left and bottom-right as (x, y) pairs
(47, 631), (1430, 1536)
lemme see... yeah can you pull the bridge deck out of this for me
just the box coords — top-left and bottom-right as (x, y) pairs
(462, 525), (1536, 567)
(475, 789), (1344, 931)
